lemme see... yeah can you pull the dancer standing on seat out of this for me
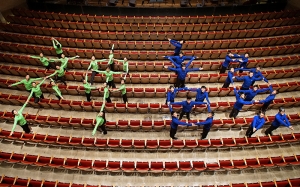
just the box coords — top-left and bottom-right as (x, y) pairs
(222, 67), (238, 88)
(112, 78), (128, 103)
(168, 105), (194, 140)
(164, 57), (203, 88)
(49, 78), (64, 100)
(95, 66), (123, 88)
(168, 38), (185, 56)
(92, 102), (107, 136)
(187, 86), (210, 104)
(87, 56), (107, 85)
(59, 54), (80, 71)
(219, 51), (236, 74)
(51, 37), (64, 58)
(48, 66), (67, 85)
(245, 111), (265, 137)
(30, 77), (48, 103)
(233, 71), (264, 90)
(29, 53), (57, 70)
(164, 52), (194, 68)
(265, 107), (293, 136)
(239, 85), (270, 101)
(83, 73), (98, 102)
(102, 82), (112, 103)
(9, 75), (43, 93)
(166, 86), (188, 105)
(108, 44), (115, 71)
(239, 66), (268, 86)
(229, 84), (257, 119)
(170, 96), (208, 120)
(233, 52), (249, 73)
(258, 84), (278, 113)
(10, 96), (32, 135)
(115, 57), (129, 79)
(195, 111), (214, 140)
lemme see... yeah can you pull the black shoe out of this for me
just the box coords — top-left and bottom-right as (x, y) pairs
(172, 137), (178, 140)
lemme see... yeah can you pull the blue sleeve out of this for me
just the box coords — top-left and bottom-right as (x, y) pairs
(205, 92), (210, 104)
(185, 57), (195, 68)
(193, 101), (207, 105)
(239, 89), (251, 94)
(207, 104), (211, 112)
(284, 115), (291, 126)
(234, 88), (239, 99)
(259, 97), (272, 104)
(253, 77), (263, 81)
(167, 92), (171, 102)
(195, 120), (211, 126)
(225, 56), (231, 61)
(269, 85), (273, 92)
(239, 68), (252, 72)
(242, 58), (248, 63)
(233, 54), (241, 58)
(175, 87), (187, 92)
(186, 68), (200, 72)
(164, 55), (170, 59)
(169, 57), (181, 68)
(256, 88), (270, 93)
(228, 73), (234, 83)
(275, 114), (290, 127)
(182, 56), (194, 60)
(252, 116), (258, 128)
(170, 40), (181, 47)
(174, 118), (192, 126)
(171, 101), (184, 106)
(240, 100), (254, 105)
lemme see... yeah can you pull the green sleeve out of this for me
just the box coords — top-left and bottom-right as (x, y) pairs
(10, 79), (24, 86)
(38, 78), (47, 86)
(52, 39), (56, 48)
(50, 78), (54, 82)
(126, 63), (129, 73)
(69, 56), (78, 60)
(49, 71), (58, 77)
(85, 74), (88, 82)
(118, 84), (125, 91)
(11, 117), (18, 134)
(48, 58), (58, 62)
(100, 102), (105, 112)
(19, 92), (31, 114)
(54, 87), (63, 98)
(112, 71), (122, 74)
(31, 77), (43, 82)
(95, 59), (107, 62)
(92, 117), (104, 136)
(87, 63), (92, 70)
(30, 56), (40, 59)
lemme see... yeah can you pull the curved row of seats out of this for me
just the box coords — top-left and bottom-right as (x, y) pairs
(1, 107), (299, 129)
(1, 31), (300, 50)
(1, 64), (300, 85)
(1, 150), (300, 172)
(2, 175), (300, 187)
(2, 23), (300, 41)
(1, 90), (300, 114)
(11, 9), (300, 24)
(3, 79), (299, 97)
(1, 53), (299, 71)
(6, 16), (300, 32)
(1, 41), (299, 60)
(0, 129), (300, 150)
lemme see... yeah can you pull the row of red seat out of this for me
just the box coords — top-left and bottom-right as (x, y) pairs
(1, 52), (299, 71)
(12, 8), (299, 24)
(3, 78), (299, 98)
(1, 41), (299, 60)
(0, 150), (300, 172)
(6, 15), (300, 32)
(2, 175), (300, 187)
(0, 129), (300, 149)
(1, 31), (300, 50)
(2, 23), (299, 41)
(1, 64), (300, 85)
(0, 107), (300, 131)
